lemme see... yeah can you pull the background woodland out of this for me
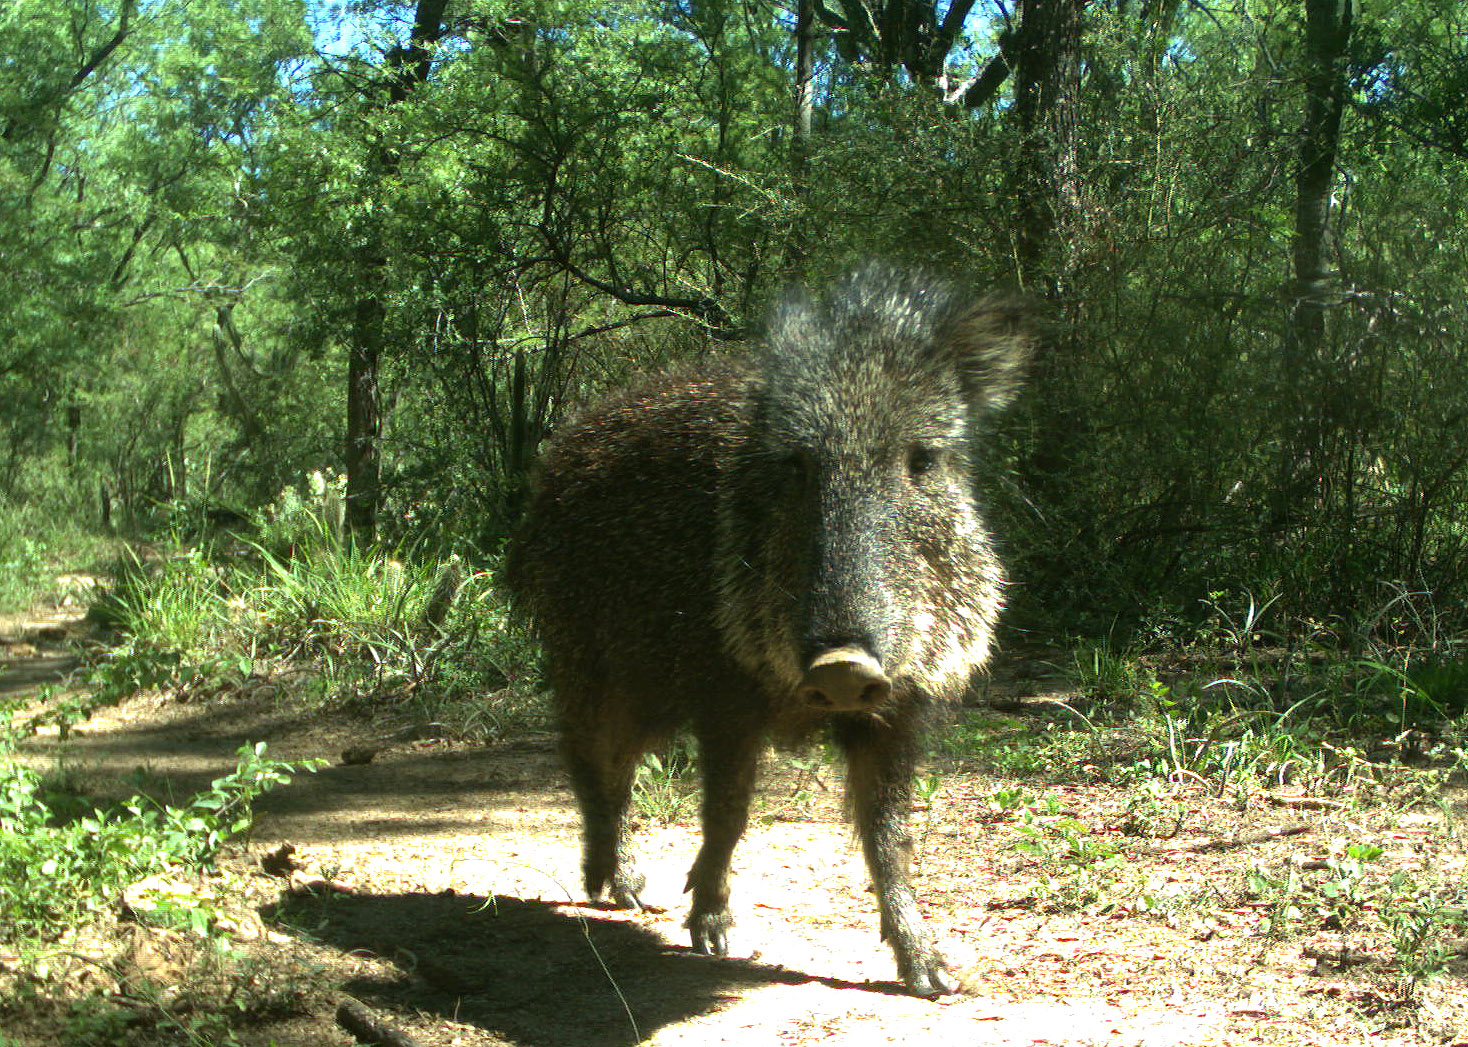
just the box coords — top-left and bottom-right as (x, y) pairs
(3, 0), (1463, 637)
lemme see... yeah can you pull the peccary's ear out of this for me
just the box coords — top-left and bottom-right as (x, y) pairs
(945, 294), (1033, 412)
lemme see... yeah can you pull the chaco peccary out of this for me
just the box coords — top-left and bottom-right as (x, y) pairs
(506, 264), (1031, 996)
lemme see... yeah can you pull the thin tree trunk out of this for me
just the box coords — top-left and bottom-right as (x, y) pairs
(211, 302), (266, 452)
(66, 403), (80, 470)
(342, 0), (448, 541)
(1010, 0), (1084, 296)
(787, 0), (819, 275)
(1007, 0), (1091, 583)
(1277, 0), (1354, 530)
(345, 281), (385, 537)
(795, 0), (817, 149)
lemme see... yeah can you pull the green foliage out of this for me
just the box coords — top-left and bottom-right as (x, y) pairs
(1388, 892), (1468, 984)
(0, 502), (112, 613)
(1068, 640), (1158, 706)
(1118, 779), (1188, 839)
(632, 739), (700, 826)
(1240, 841), (1468, 989)
(0, 531), (49, 613)
(84, 511), (540, 735)
(101, 547), (233, 657)
(0, 741), (314, 943)
(1004, 794), (1131, 912)
(1, 0), (1467, 637)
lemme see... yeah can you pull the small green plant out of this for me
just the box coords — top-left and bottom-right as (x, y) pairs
(1246, 863), (1306, 936)
(633, 742), (699, 825)
(986, 786), (1028, 815)
(913, 773), (942, 807)
(1244, 842), (1384, 939)
(253, 469), (346, 556)
(986, 787), (1063, 817)
(1015, 815), (1119, 869)
(1317, 842), (1383, 922)
(0, 742), (319, 943)
(1015, 804), (1127, 910)
(786, 746), (833, 799)
(97, 546), (233, 658)
(1119, 779), (1188, 838)
(0, 532), (48, 612)
(1069, 641), (1151, 705)
(1387, 891), (1468, 983)
(1201, 590), (1281, 660)
(980, 726), (1097, 779)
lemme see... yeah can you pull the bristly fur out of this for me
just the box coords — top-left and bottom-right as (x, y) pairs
(506, 263), (1032, 997)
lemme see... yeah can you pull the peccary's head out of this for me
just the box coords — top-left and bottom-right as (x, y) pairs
(716, 264), (1031, 714)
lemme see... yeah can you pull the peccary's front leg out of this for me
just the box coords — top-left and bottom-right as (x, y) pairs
(684, 721), (762, 956)
(835, 714), (959, 998)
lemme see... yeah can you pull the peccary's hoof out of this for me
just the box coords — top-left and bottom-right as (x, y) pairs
(687, 910), (733, 957)
(901, 952), (962, 998)
(609, 871), (648, 911)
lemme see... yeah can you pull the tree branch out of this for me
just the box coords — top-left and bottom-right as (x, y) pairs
(2, 0), (137, 140)
(68, 0), (137, 92)
(959, 30), (1016, 108)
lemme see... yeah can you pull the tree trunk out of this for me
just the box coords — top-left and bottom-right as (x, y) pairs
(1006, 0), (1092, 591)
(1010, 0), (1085, 296)
(1277, 0), (1354, 530)
(786, 0), (819, 275)
(345, 280), (385, 537)
(210, 301), (265, 452)
(66, 403), (81, 470)
(795, 0), (817, 149)
(342, 0), (448, 541)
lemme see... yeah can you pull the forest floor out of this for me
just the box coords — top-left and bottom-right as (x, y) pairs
(4, 595), (1468, 1047)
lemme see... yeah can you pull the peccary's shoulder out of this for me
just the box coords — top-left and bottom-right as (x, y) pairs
(546, 356), (756, 472)
(507, 356), (755, 615)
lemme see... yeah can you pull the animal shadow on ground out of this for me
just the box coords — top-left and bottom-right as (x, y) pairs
(272, 890), (894, 1046)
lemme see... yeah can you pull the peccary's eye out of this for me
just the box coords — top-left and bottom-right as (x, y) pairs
(906, 445), (937, 479)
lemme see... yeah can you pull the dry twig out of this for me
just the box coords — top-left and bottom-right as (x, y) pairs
(336, 995), (425, 1047)
(1137, 823), (1311, 856)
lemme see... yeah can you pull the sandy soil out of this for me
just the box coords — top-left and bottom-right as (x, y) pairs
(5, 603), (1468, 1047)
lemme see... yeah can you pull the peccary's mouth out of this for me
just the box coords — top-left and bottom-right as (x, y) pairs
(795, 646), (892, 712)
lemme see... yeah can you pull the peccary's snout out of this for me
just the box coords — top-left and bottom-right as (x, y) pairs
(796, 647), (892, 711)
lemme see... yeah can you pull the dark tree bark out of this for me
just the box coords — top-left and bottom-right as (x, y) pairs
(1289, 0), (1354, 362)
(1010, 0), (1085, 295)
(817, 0), (976, 87)
(1004, 0), (1092, 588)
(343, 0), (449, 540)
(66, 403), (81, 470)
(1277, 0), (1355, 529)
(785, 0), (820, 275)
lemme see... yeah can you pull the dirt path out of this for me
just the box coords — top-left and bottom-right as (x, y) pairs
(6, 609), (1468, 1046)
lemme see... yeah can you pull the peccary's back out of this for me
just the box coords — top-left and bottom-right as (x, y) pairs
(506, 360), (756, 718)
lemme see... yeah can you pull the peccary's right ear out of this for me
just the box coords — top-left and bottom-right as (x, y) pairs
(945, 294), (1034, 412)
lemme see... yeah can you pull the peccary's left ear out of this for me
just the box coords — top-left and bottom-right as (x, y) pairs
(944, 294), (1034, 412)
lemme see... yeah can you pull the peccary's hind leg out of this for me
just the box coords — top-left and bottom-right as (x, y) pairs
(560, 699), (652, 909)
(684, 720), (762, 956)
(835, 715), (959, 998)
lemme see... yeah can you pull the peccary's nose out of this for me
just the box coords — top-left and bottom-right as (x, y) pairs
(797, 647), (892, 711)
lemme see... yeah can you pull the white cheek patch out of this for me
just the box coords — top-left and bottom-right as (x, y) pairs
(927, 630), (990, 692)
(951, 498), (980, 538)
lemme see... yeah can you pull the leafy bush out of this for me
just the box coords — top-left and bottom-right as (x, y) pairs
(85, 506), (542, 734)
(0, 742), (315, 943)
(0, 501), (112, 613)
